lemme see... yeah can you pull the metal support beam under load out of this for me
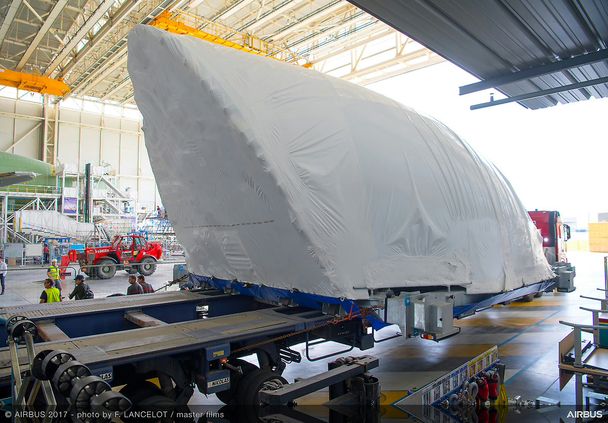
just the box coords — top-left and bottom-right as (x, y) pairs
(101, 77), (130, 100)
(120, 90), (134, 105)
(57, 0), (140, 80)
(243, 0), (295, 33)
(43, 0), (117, 77)
(304, 22), (386, 63)
(285, 12), (374, 57)
(470, 76), (608, 110)
(0, 0), (22, 47)
(268, 1), (350, 43)
(341, 50), (444, 85)
(74, 51), (128, 97)
(209, 0), (256, 21)
(20, 0), (67, 46)
(68, 0), (177, 95)
(460, 49), (608, 95)
(352, 54), (445, 86)
(16, 0), (69, 71)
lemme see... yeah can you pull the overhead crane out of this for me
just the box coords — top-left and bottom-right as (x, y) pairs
(149, 10), (311, 68)
(0, 9), (310, 99)
(0, 69), (70, 97)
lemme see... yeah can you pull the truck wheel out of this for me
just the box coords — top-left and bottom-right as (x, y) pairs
(120, 380), (176, 408)
(215, 359), (257, 404)
(97, 259), (117, 279)
(236, 368), (287, 405)
(138, 257), (157, 276)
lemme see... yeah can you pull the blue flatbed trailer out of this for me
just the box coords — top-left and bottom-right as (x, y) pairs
(0, 276), (558, 410)
(0, 289), (376, 408)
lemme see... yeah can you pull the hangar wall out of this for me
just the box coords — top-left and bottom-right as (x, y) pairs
(0, 89), (158, 212)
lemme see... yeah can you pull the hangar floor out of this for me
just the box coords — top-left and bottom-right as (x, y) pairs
(0, 252), (598, 410)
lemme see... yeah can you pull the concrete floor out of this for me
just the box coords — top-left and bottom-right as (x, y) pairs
(0, 251), (603, 417)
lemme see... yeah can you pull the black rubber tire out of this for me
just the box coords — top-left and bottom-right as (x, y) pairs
(97, 259), (117, 279)
(32, 350), (53, 380)
(52, 360), (91, 394)
(40, 350), (76, 381)
(236, 368), (288, 406)
(69, 375), (111, 409)
(138, 257), (157, 277)
(90, 390), (132, 414)
(119, 380), (164, 405)
(534, 291), (544, 298)
(215, 359), (257, 405)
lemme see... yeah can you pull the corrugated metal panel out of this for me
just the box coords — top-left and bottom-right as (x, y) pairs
(347, 0), (608, 109)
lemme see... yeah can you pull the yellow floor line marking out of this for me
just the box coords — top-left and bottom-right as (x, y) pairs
(380, 390), (410, 405)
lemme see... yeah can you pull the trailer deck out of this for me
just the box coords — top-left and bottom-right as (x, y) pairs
(0, 290), (261, 347)
(0, 291), (204, 321)
(0, 305), (334, 385)
(0, 288), (380, 412)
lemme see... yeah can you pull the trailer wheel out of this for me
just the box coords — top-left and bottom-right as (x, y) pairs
(215, 359), (257, 404)
(97, 259), (117, 279)
(120, 380), (175, 408)
(534, 291), (544, 298)
(520, 294), (535, 302)
(138, 257), (157, 276)
(236, 368), (287, 405)
(70, 375), (111, 409)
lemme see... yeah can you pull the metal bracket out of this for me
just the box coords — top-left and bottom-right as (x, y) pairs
(305, 332), (355, 362)
(259, 355), (379, 405)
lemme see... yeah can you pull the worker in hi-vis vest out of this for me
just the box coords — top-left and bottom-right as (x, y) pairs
(47, 259), (62, 292)
(40, 278), (61, 303)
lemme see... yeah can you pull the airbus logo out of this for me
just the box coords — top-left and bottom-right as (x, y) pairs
(566, 410), (603, 418)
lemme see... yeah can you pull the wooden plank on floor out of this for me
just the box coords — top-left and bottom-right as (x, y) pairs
(125, 311), (166, 327)
(37, 320), (70, 342)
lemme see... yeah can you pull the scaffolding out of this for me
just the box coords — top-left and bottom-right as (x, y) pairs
(138, 213), (183, 257)
(0, 192), (60, 244)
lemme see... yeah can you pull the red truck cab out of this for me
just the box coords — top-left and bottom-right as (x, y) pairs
(528, 210), (571, 265)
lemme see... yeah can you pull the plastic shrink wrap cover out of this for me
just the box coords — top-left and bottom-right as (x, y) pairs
(128, 26), (554, 300)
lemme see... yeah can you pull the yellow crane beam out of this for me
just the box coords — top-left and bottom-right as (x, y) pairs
(0, 69), (70, 97)
(149, 11), (310, 67)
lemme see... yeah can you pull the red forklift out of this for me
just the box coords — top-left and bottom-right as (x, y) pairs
(528, 210), (575, 292)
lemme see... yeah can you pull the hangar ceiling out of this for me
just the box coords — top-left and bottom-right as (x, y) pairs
(0, 0), (443, 105)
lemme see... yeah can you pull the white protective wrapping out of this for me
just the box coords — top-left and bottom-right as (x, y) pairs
(128, 26), (553, 300)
